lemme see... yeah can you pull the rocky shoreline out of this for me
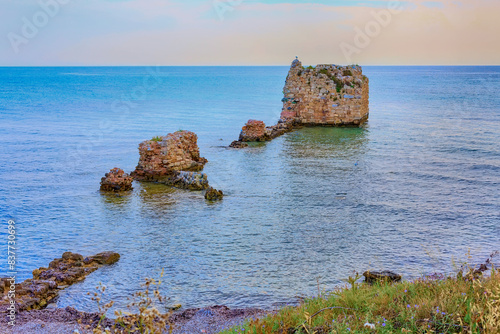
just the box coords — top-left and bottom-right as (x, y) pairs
(0, 305), (268, 334)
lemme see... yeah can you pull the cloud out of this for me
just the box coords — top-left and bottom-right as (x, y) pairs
(0, 0), (498, 65)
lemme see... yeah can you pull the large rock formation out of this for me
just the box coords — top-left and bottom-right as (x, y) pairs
(281, 58), (369, 126)
(230, 58), (370, 146)
(100, 168), (134, 192)
(0, 252), (120, 312)
(131, 131), (209, 190)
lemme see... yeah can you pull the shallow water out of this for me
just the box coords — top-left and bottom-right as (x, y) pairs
(0, 66), (499, 311)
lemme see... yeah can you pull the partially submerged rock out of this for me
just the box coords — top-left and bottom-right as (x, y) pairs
(205, 187), (224, 201)
(363, 270), (402, 284)
(166, 171), (209, 190)
(100, 168), (134, 192)
(239, 120), (269, 142)
(229, 140), (249, 149)
(132, 131), (208, 181)
(0, 252), (120, 312)
(231, 58), (370, 146)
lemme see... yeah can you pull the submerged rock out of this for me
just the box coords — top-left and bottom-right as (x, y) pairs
(205, 187), (224, 201)
(166, 171), (209, 190)
(229, 140), (249, 148)
(0, 252), (120, 312)
(363, 270), (402, 284)
(100, 168), (133, 192)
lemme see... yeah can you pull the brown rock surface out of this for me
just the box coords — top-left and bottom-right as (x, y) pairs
(363, 270), (402, 284)
(132, 131), (207, 181)
(205, 187), (224, 201)
(0, 252), (120, 312)
(281, 58), (369, 126)
(239, 120), (268, 142)
(100, 168), (133, 192)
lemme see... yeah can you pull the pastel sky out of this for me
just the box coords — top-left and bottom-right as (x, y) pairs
(1, 0), (499, 65)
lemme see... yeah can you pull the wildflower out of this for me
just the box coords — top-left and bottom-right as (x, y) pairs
(382, 323), (386, 327)
(407, 304), (411, 308)
(404, 289), (407, 293)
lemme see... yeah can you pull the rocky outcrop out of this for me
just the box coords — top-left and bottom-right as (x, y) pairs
(0, 252), (120, 312)
(100, 168), (134, 192)
(132, 131), (207, 181)
(205, 187), (224, 201)
(229, 141), (249, 149)
(239, 120), (268, 142)
(167, 171), (209, 190)
(230, 58), (369, 147)
(281, 58), (369, 126)
(363, 270), (402, 284)
(131, 131), (210, 190)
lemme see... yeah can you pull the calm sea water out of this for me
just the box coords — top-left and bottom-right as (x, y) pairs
(0, 66), (499, 312)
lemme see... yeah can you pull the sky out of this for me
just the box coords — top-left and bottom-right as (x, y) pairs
(0, 0), (499, 66)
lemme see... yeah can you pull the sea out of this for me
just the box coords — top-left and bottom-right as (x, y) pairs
(0, 66), (499, 312)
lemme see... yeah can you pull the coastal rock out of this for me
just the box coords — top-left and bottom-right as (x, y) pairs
(166, 171), (209, 190)
(100, 168), (133, 192)
(281, 59), (369, 126)
(84, 251), (120, 265)
(232, 58), (370, 146)
(363, 270), (402, 284)
(205, 187), (224, 201)
(0, 252), (120, 312)
(229, 140), (249, 148)
(132, 130), (208, 181)
(239, 120), (269, 142)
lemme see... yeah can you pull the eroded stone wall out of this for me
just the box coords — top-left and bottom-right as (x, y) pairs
(281, 58), (369, 126)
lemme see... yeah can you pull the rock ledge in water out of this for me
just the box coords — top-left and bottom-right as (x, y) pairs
(0, 251), (120, 312)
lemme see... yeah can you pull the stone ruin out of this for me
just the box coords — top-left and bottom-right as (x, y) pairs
(231, 58), (370, 146)
(100, 168), (134, 192)
(131, 130), (209, 190)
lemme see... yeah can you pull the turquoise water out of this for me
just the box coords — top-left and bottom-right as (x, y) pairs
(0, 66), (499, 311)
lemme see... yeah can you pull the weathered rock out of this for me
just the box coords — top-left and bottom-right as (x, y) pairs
(239, 120), (269, 142)
(0, 252), (120, 312)
(229, 140), (249, 148)
(132, 131), (207, 181)
(205, 187), (224, 201)
(100, 168), (134, 192)
(84, 251), (120, 265)
(281, 58), (369, 126)
(232, 58), (370, 146)
(363, 270), (402, 284)
(165, 171), (209, 190)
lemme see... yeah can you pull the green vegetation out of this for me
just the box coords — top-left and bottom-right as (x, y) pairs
(307, 65), (315, 70)
(151, 136), (162, 142)
(318, 69), (343, 93)
(222, 260), (500, 333)
(343, 69), (353, 77)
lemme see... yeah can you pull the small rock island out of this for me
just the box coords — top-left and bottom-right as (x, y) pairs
(231, 58), (370, 146)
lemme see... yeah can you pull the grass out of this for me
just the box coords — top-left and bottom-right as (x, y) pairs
(318, 69), (343, 93)
(151, 136), (162, 142)
(221, 258), (500, 333)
